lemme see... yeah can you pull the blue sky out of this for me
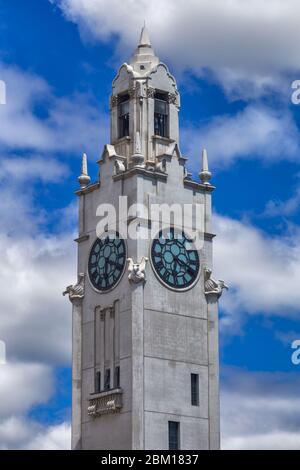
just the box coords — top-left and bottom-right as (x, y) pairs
(0, 0), (300, 449)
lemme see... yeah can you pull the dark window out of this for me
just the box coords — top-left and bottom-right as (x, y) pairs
(95, 370), (101, 393)
(114, 366), (120, 388)
(104, 369), (110, 390)
(168, 421), (180, 450)
(154, 92), (168, 137)
(191, 373), (199, 406)
(118, 94), (130, 138)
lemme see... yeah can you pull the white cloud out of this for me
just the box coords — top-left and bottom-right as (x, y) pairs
(221, 368), (300, 449)
(0, 232), (75, 365)
(0, 417), (71, 450)
(23, 422), (71, 450)
(0, 156), (69, 183)
(54, 0), (300, 97)
(214, 214), (300, 321)
(0, 362), (53, 418)
(0, 362), (70, 450)
(0, 62), (108, 155)
(264, 186), (300, 217)
(182, 105), (300, 168)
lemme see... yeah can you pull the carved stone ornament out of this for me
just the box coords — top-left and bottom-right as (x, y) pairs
(146, 86), (155, 99)
(63, 273), (85, 302)
(114, 159), (126, 175)
(127, 256), (148, 283)
(110, 94), (119, 108)
(168, 92), (178, 105)
(128, 86), (136, 99)
(204, 268), (228, 299)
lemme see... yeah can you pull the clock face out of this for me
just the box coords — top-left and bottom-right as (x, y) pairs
(88, 233), (126, 292)
(151, 228), (200, 290)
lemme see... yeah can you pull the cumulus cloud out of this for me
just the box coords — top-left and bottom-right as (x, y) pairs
(0, 362), (71, 450)
(0, 62), (108, 155)
(0, 417), (70, 450)
(0, 362), (53, 418)
(0, 143), (75, 448)
(0, 155), (69, 183)
(221, 368), (300, 449)
(214, 214), (300, 321)
(264, 186), (300, 217)
(182, 105), (300, 168)
(0, 232), (75, 365)
(53, 0), (300, 97)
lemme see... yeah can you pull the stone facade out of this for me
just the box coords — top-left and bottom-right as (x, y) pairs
(66, 26), (223, 450)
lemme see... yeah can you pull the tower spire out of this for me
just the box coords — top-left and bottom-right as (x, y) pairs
(138, 23), (151, 47)
(129, 24), (159, 72)
(78, 153), (91, 188)
(199, 148), (212, 185)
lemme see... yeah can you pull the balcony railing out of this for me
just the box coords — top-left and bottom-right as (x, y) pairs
(88, 388), (123, 417)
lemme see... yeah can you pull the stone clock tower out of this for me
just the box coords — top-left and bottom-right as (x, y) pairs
(64, 26), (226, 450)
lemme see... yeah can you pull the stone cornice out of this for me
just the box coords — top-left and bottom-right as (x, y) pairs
(184, 179), (216, 193)
(112, 166), (167, 182)
(75, 182), (100, 196)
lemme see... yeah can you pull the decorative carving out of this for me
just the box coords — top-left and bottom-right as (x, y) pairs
(114, 159), (126, 175)
(110, 94), (119, 108)
(156, 158), (167, 173)
(63, 274), (85, 303)
(136, 81), (144, 103)
(168, 92), (178, 105)
(204, 268), (228, 298)
(146, 86), (155, 99)
(127, 256), (148, 283)
(88, 389), (123, 417)
(128, 86), (136, 99)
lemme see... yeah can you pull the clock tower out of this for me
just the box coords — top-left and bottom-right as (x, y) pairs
(64, 26), (226, 450)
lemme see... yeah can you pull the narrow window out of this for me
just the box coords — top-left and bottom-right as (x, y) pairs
(154, 92), (169, 137)
(118, 94), (130, 138)
(191, 373), (199, 406)
(95, 370), (101, 393)
(168, 421), (180, 450)
(114, 366), (120, 388)
(104, 368), (110, 390)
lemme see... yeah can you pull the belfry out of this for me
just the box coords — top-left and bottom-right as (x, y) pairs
(65, 26), (225, 450)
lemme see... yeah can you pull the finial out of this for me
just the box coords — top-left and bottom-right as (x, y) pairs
(78, 153), (91, 188)
(199, 148), (212, 185)
(131, 131), (144, 166)
(139, 23), (151, 47)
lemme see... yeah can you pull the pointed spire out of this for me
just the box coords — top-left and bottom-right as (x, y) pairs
(199, 148), (212, 185)
(78, 153), (91, 188)
(129, 24), (159, 73)
(139, 23), (151, 47)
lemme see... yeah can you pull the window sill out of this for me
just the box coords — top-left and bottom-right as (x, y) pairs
(113, 136), (131, 144)
(152, 135), (173, 142)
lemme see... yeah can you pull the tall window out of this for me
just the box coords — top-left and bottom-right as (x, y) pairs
(114, 366), (120, 388)
(95, 370), (101, 393)
(118, 94), (130, 138)
(191, 373), (199, 406)
(168, 421), (180, 450)
(104, 368), (110, 390)
(154, 92), (169, 137)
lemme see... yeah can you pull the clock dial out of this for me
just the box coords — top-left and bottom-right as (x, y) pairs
(88, 233), (126, 291)
(151, 228), (200, 290)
